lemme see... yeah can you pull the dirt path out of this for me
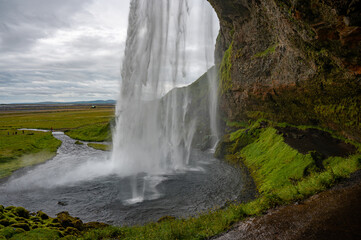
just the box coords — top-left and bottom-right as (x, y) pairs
(213, 171), (361, 240)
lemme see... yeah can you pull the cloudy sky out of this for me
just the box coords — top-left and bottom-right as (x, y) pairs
(0, 0), (218, 104)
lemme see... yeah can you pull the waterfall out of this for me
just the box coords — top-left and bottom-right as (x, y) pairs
(111, 0), (219, 202)
(202, 0), (220, 148)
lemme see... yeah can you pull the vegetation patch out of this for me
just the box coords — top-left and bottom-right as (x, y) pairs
(87, 143), (111, 151)
(0, 108), (114, 180)
(0, 108), (114, 130)
(221, 120), (361, 201)
(253, 43), (278, 58)
(0, 208), (108, 240)
(219, 42), (233, 94)
(65, 123), (112, 142)
(0, 130), (61, 179)
(74, 141), (83, 145)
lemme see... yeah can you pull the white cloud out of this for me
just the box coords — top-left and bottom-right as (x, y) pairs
(0, 0), (219, 104)
(0, 0), (129, 103)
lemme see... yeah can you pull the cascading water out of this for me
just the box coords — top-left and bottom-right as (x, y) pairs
(202, 0), (220, 149)
(111, 0), (219, 202)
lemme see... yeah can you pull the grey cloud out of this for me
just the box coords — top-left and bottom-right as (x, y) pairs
(0, 68), (119, 103)
(0, 0), (92, 52)
(0, 0), (218, 104)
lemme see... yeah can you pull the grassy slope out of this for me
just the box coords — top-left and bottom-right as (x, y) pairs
(0, 130), (61, 179)
(65, 123), (112, 142)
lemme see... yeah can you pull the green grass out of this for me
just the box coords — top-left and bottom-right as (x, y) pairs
(241, 128), (315, 193)
(8, 229), (63, 240)
(0, 108), (114, 179)
(87, 143), (111, 151)
(219, 42), (233, 94)
(65, 123), (112, 142)
(0, 130), (61, 179)
(227, 121), (361, 202)
(0, 108), (114, 130)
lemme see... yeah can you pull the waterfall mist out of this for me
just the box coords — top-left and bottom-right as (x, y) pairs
(111, 0), (219, 202)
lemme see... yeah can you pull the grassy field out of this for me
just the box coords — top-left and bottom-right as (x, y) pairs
(0, 130), (61, 179)
(0, 105), (114, 179)
(0, 106), (114, 130)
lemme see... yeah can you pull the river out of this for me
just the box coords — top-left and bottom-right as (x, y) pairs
(0, 131), (255, 226)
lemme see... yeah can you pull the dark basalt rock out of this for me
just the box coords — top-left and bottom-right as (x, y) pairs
(275, 126), (357, 158)
(57, 201), (68, 206)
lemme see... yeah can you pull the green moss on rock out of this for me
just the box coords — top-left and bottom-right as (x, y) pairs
(12, 207), (30, 219)
(253, 43), (278, 58)
(0, 227), (17, 239)
(219, 42), (233, 94)
(216, 121), (361, 202)
(36, 211), (49, 220)
(10, 223), (30, 231)
(9, 228), (63, 240)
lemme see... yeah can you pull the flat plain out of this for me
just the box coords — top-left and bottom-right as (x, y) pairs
(0, 104), (114, 179)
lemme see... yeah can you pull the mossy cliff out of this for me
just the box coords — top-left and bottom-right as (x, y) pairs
(216, 120), (360, 200)
(207, 0), (361, 141)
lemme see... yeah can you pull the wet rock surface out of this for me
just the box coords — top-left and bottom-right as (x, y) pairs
(207, 0), (361, 140)
(213, 171), (361, 240)
(275, 126), (357, 157)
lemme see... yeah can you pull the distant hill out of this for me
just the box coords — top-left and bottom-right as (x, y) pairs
(12, 100), (116, 105)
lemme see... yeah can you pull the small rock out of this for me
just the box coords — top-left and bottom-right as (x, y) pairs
(36, 211), (49, 220)
(58, 201), (68, 206)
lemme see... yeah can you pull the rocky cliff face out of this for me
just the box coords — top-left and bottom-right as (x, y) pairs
(207, 0), (361, 140)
